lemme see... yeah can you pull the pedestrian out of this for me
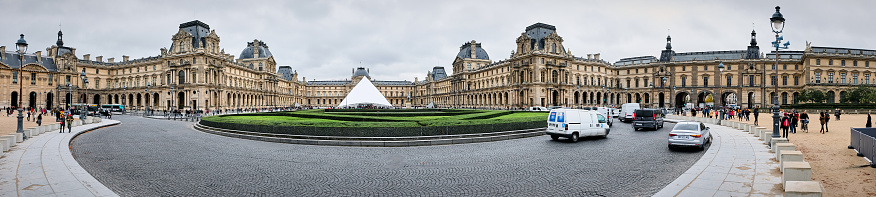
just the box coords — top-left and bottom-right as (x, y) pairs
(819, 111), (827, 134)
(753, 106), (760, 126)
(65, 114), (74, 133)
(824, 110), (830, 133)
(835, 109), (842, 121)
(59, 115), (66, 133)
(790, 112), (798, 134)
(800, 111), (809, 133)
(36, 114), (42, 126)
(781, 113), (790, 138)
(867, 113), (872, 128)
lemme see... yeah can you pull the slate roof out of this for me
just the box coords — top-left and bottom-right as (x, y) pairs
(1, 52), (57, 71)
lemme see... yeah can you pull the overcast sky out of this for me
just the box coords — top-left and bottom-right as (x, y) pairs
(2, 0), (874, 82)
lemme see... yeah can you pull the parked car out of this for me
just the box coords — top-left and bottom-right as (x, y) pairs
(529, 106), (549, 111)
(547, 106), (564, 110)
(668, 121), (712, 150)
(546, 108), (610, 142)
(620, 103), (641, 123)
(632, 108), (665, 130)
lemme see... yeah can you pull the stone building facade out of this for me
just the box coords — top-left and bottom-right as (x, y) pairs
(2, 21), (875, 110)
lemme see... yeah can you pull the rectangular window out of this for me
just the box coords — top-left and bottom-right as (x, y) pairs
(829, 59), (834, 65)
(815, 73), (822, 83)
(95, 79), (100, 88)
(853, 74), (858, 84)
(626, 80), (631, 88)
(782, 76), (788, 86)
(643, 79), (649, 87)
(867, 61), (870, 67)
(726, 75), (732, 86)
(771, 76), (777, 86)
(783, 64), (787, 70)
(681, 77), (687, 87)
(704, 65), (708, 71)
(841, 73), (847, 83)
(48, 74), (53, 85)
(749, 75), (755, 86)
(842, 60), (846, 66)
(794, 76), (800, 86)
(12, 71), (17, 83)
(31, 73), (36, 85)
(795, 64), (799, 70)
(772, 64), (776, 70)
(682, 66), (686, 71)
(828, 73), (834, 83)
(66, 75), (71, 85)
(816, 59), (821, 65)
(854, 60), (858, 67)
(866, 74), (871, 84)
(703, 76), (709, 87)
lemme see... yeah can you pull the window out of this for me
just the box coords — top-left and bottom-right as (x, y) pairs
(726, 75), (732, 86)
(829, 59), (833, 65)
(643, 79), (649, 87)
(31, 73), (36, 85)
(48, 74), (53, 85)
(828, 72), (834, 83)
(12, 71), (17, 83)
(771, 76), (777, 86)
(783, 64), (787, 70)
(703, 76), (709, 87)
(627, 70), (630, 74)
(95, 79), (100, 88)
(167, 74), (171, 85)
(193, 57), (197, 64)
(771, 64), (776, 70)
(66, 75), (71, 85)
(795, 64), (799, 70)
(853, 74), (858, 84)
(854, 60), (858, 67)
(682, 66), (686, 71)
(626, 80), (631, 88)
(815, 72), (821, 83)
(816, 59), (821, 65)
(178, 70), (186, 84)
(749, 75), (755, 86)
(782, 76), (787, 86)
(866, 74), (871, 84)
(841, 73), (847, 83)
(259, 63), (263, 71)
(636, 69), (639, 73)
(635, 79), (640, 87)
(192, 72), (197, 84)
(842, 60), (846, 66)
(704, 65), (708, 71)
(681, 77), (687, 87)
(867, 61), (870, 67)
(794, 76), (799, 86)
(551, 43), (557, 53)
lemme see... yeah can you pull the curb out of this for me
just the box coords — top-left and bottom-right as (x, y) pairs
(192, 123), (546, 147)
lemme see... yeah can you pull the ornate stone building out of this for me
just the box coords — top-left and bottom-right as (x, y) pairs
(2, 21), (875, 110)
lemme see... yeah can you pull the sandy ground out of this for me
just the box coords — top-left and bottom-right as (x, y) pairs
(0, 112), (64, 136)
(692, 111), (876, 197)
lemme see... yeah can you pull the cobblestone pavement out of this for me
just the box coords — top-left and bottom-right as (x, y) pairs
(71, 115), (707, 196)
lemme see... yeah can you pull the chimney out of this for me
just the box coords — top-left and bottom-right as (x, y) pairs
(123, 55), (129, 62)
(83, 54), (90, 61)
(35, 51), (41, 62)
(470, 40), (477, 58)
(594, 53), (600, 60)
(96, 56), (103, 62)
(587, 54), (592, 59)
(108, 57), (114, 63)
(0, 46), (5, 59)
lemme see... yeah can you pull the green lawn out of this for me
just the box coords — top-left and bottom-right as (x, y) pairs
(202, 109), (547, 128)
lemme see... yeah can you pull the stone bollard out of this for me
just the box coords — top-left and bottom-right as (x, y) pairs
(753, 127), (763, 137)
(12, 133), (23, 143)
(771, 138), (789, 151)
(0, 136), (13, 151)
(23, 128), (33, 138)
(0, 138), (8, 152)
(780, 150), (804, 172)
(783, 161), (813, 189)
(776, 143), (797, 160)
(784, 181), (824, 197)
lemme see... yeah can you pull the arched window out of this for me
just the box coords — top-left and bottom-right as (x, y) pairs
(551, 70), (558, 83)
(178, 70), (185, 84)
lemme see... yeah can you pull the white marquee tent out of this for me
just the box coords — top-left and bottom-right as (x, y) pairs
(337, 77), (393, 108)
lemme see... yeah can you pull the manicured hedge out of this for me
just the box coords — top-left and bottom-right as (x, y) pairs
(199, 118), (544, 137)
(781, 103), (876, 109)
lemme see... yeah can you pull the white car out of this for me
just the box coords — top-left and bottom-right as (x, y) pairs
(529, 106), (549, 111)
(620, 103), (641, 123)
(668, 121), (712, 150)
(546, 108), (610, 142)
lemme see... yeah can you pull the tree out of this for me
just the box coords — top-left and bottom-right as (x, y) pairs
(843, 85), (876, 103)
(797, 89), (826, 103)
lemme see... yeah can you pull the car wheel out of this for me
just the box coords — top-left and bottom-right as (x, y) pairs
(668, 144), (674, 150)
(570, 133), (579, 142)
(550, 135), (559, 140)
(698, 144), (705, 151)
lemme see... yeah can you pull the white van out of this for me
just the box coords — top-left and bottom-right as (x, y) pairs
(620, 103), (641, 123)
(595, 107), (613, 126)
(546, 108), (610, 142)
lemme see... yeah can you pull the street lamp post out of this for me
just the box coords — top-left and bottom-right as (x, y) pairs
(662, 76), (667, 109)
(649, 82), (654, 108)
(718, 61), (725, 125)
(15, 34), (28, 137)
(144, 83), (150, 116)
(122, 86), (127, 115)
(80, 68), (88, 125)
(770, 6), (788, 140)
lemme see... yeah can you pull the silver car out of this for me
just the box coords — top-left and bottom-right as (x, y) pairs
(667, 121), (712, 150)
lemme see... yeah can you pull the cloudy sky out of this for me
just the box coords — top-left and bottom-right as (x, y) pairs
(2, 0), (874, 82)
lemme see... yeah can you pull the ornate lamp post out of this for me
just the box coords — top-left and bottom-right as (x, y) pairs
(662, 76), (667, 109)
(122, 85), (127, 115)
(649, 82), (654, 107)
(15, 34), (28, 137)
(718, 61), (725, 125)
(79, 68), (89, 124)
(144, 83), (150, 116)
(770, 6), (788, 140)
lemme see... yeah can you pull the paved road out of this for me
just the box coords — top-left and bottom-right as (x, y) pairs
(71, 116), (707, 196)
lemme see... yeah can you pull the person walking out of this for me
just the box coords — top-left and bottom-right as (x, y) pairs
(59, 114), (66, 133)
(65, 114), (74, 133)
(753, 106), (760, 126)
(800, 111), (810, 133)
(819, 111), (827, 134)
(781, 113), (790, 138)
(36, 114), (42, 126)
(835, 109), (842, 121)
(790, 112), (798, 134)
(824, 110), (830, 133)
(867, 113), (872, 128)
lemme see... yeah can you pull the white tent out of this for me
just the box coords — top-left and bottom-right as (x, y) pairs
(337, 77), (393, 108)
